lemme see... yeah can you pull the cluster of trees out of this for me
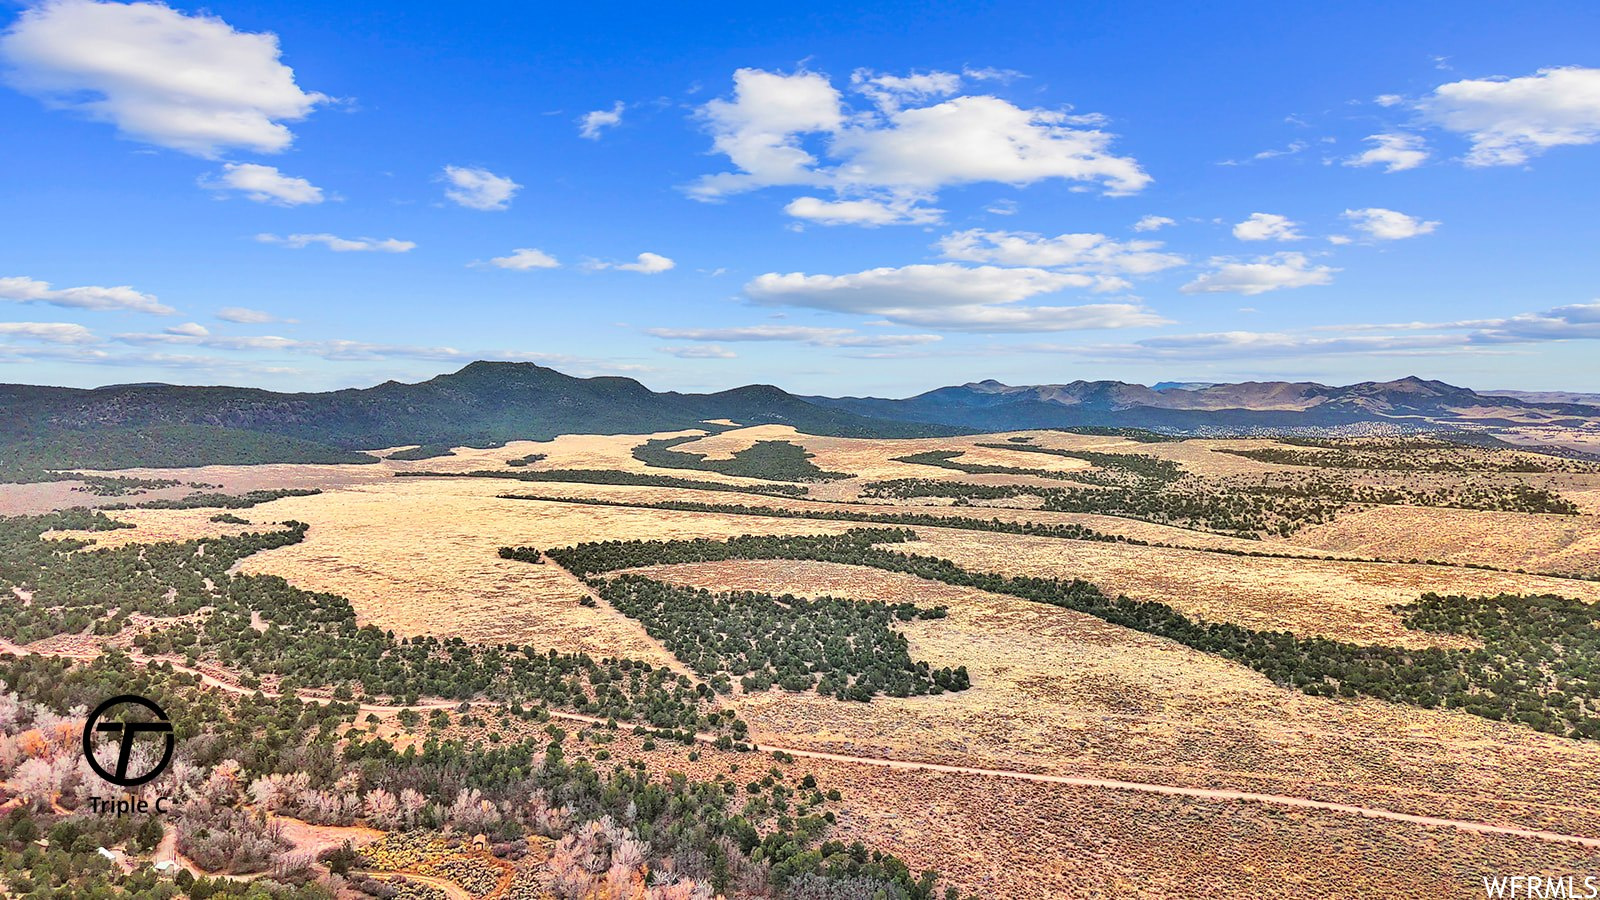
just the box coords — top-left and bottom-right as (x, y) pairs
(385, 445), (457, 461)
(550, 527), (1600, 740)
(634, 437), (850, 483)
(504, 452), (548, 467)
(973, 443), (1185, 485)
(72, 475), (185, 497)
(0, 424), (378, 486)
(860, 477), (1337, 538)
(102, 488), (323, 512)
(400, 468), (806, 497)
(890, 450), (1085, 484)
(1265, 436), (1600, 473)
(500, 492), (1144, 546)
(589, 575), (966, 701)
(506, 491), (1600, 583)
(1236, 471), (1581, 516)
(0, 510), (733, 737)
(497, 546), (543, 563)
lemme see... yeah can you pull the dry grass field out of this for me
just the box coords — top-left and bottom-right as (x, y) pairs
(15, 425), (1600, 897)
(1288, 504), (1600, 576)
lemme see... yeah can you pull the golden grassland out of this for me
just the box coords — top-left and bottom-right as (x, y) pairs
(15, 426), (1600, 896)
(1288, 504), (1600, 576)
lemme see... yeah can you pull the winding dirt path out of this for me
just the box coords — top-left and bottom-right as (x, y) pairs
(9, 640), (1599, 852)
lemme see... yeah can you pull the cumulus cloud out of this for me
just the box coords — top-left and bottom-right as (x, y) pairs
(0, 321), (98, 343)
(1180, 253), (1336, 296)
(217, 306), (292, 324)
(578, 101), (624, 139)
(487, 248), (560, 270)
(1232, 213), (1303, 242)
(689, 67), (1149, 221)
(1132, 215), (1175, 232)
(935, 229), (1184, 275)
(590, 252), (675, 274)
(0, 0), (328, 157)
(256, 233), (415, 253)
(784, 196), (942, 226)
(0, 275), (173, 314)
(1344, 133), (1430, 172)
(440, 165), (521, 211)
(1342, 207), (1439, 240)
(744, 263), (1168, 332)
(656, 345), (737, 359)
(1419, 66), (1600, 166)
(646, 324), (941, 348)
(199, 162), (323, 205)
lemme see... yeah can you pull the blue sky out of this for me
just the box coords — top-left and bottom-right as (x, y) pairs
(2, 0), (1598, 395)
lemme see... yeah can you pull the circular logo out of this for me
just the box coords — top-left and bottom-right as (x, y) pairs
(82, 695), (175, 787)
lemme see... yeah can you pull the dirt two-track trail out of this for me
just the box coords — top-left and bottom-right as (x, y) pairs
(6, 640), (1598, 852)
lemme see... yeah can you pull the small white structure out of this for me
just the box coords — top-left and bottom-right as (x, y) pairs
(96, 847), (117, 861)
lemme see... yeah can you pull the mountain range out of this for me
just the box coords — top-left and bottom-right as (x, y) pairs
(3, 362), (1597, 476)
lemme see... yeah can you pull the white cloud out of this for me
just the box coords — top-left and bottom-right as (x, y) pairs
(440, 165), (521, 211)
(1470, 300), (1600, 342)
(1222, 140), (1308, 165)
(1342, 207), (1439, 240)
(610, 252), (675, 274)
(0, 275), (173, 314)
(1180, 253), (1337, 296)
(850, 68), (962, 111)
(783, 196), (942, 226)
(689, 67), (1149, 218)
(200, 162), (323, 205)
(1344, 133), (1430, 172)
(164, 321), (208, 336)
(578, 101), (624, 140)
(0, 321), (97, 343)
(0, 0), (327, 157)
(114, 328), (467, 361)
(1232, 213), (1303, 242)
(1058, 330), (1470, 361)
(745, 263), (1168, 332)
(1132, 215), (1175, 232)
(935, 229), (1184, 275)
(1055, 298), (1600, 362)
(646, 325), (941, 348)
(1419, 66), (1600, 166)
(487, 248), (560, 270)
(217, 306), (291, 324)
(656, 345), (737, 359)
(1375, 94), (1405, 107)
(256, 233), (415, 253)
